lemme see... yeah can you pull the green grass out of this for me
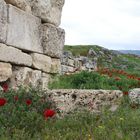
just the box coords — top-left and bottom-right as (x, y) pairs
(0, 87), (140, 139)
(49, 71), (140, 91)
(64, 45), (101, 56)
(1, 96), (140, 140)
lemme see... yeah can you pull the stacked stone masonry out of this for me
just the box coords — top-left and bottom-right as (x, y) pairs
(0, 0), (65, 89)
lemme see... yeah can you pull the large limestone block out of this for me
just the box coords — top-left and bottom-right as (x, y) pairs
(31, 53), (52, 73)
(27, 0), (65, 26)
(0, 43), (32, 66)
(0, 0), (7, 43)
(10, 67), (42, 88)
(4, 0), (31, 12)
(42, 24), (65, 58)
(6, 5), (43, 53)
(51, 58), (61, 74)
(0, 62), (12, 82)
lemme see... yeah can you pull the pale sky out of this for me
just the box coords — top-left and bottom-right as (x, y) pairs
(60, 0), (140, 50)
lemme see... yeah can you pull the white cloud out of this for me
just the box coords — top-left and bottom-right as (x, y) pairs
(60, 0), (140, 50)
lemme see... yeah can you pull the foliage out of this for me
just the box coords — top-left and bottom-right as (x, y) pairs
(0, 96), (140, 140)
(0, 87), (56, 137)
(49, 70), (140, 91)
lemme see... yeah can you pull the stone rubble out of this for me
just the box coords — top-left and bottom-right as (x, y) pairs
(61, 51), (98, 74)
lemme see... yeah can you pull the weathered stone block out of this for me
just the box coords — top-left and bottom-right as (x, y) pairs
(0, 0), (7, 43)
(42, 23), (65, 58)
(61, 65), (74, 74)
(31, 53), (52, 73)
(61, 57), (74, 67)
(129, 88), (140, 104)
(27, 0), (65, 26)
(74, 59), (82, 69)
(0, 43), (32, 66)
(0, 62), (12, 82)
(48, 89), (123, 114)
(10, 67), (42, 88)
(5, 0), (31, 12)
(51, 58), (61, 74)
(6, 5), (43, 53)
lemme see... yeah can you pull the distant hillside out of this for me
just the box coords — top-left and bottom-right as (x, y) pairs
(64, 45), (140, 77)
(119, 50), (140, 56)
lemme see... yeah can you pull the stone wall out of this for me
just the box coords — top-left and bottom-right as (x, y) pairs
(48, 89), (123, 115)
(61, 51), (98, 74)
(0, 0), (65, 89)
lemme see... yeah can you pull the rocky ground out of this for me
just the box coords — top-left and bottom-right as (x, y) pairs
(63, 45), (140, 76)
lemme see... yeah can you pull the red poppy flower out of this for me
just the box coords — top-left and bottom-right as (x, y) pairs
(43, 109), (55, 119)
(115, 77), (121, 81)
(2, 84), (8, 92)
(26, 99), (32, 106)
(137, 78), (140, 81)
(14, 96), (18, 101)
(123, 91), (128, 95)
(0, 98), (7, 106)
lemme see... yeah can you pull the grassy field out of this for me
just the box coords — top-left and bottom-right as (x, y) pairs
(0, 93), (140, 140)
(49, 69), (140, 92)
(0, 72), (140, 139)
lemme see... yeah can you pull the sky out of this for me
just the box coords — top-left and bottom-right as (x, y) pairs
(60, 0), (140, 50)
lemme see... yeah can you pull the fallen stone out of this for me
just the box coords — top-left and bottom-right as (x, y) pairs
(5, 0), (31, 12)
(0, 0), (7, 43)
(6, 5), (43, 53)
(61, 57), (74, 67)
(63, 51), (73, 59)
(31, 53), (52, 73)
(61, 65), (74, 74)
(0, 43), (32, 66)
(51, 58), (61, 74)
(41, 23), (65, 58)
(48, 89), (123, 114)
(0, 62), (12, 82)
(88, 48), (97, 57)
(74, 59), (82, 69)
(129, 88), (140, 104)
(27, 0), (65, 26)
